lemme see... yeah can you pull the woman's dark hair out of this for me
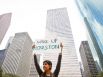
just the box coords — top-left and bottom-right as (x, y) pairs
(43, 60), (52, 69)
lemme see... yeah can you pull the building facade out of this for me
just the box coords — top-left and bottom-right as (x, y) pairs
(45, 8), (81, 77)
(79, 41), (98, 77)
(29, 54), (41, 77)
(84, 18), (103, 71)
(75, 0), (103, 71)
(0, 49), (6, 67)
(0, 13), (12, 44)
(1, 32), (33, 77)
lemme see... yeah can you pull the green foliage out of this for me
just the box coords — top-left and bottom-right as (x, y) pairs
(0, 67), (3, 77)
(2, 73), (20, 77)
(0, 67), (20, 77)
(97, 72), (103, 77)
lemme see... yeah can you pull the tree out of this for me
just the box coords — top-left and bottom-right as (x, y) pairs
(3, 73), (20, 77)
(97, 72), (103, 77)
(0, 67), (3, 77)
(0, 67), (20, 77)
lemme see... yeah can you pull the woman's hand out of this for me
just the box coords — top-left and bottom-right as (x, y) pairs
(60, 43), (63, 54)
(32, 44), (35, 49)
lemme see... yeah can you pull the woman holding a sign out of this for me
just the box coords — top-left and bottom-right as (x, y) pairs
(33, 43), (63, 77)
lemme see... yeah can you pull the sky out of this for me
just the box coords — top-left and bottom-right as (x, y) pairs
(0, 0), (87, 60)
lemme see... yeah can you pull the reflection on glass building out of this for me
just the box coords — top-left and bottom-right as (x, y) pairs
(75, 0), (103, 71)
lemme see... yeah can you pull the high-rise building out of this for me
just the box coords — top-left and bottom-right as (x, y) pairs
(34, 8), (81, 77)
(79, 41), (98, 77)
(0, 13), (12, 44)
(1, 32), (33, 77)
(79, 62), (84, 77)
(75, 0), (103, 71)
(5, 36), (14, 49)
(84, 18), (103, 71)
(95, 61), (101, 73)
(0, 49), (6, 67)
(29, 54), (41, 77)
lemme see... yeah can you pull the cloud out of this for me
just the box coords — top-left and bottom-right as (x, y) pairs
(89, 0), (103, 12)
(77, 0), (103, 25)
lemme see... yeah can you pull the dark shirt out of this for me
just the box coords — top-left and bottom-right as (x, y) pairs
(34, 53), (62, 77)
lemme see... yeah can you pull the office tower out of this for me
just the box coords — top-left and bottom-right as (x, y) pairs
(42, 8), (81, 77)
(79, 62), (84, 77)
(75, 0), (103, 71)
(1, 32), (33, 77)
(5, 36), (14, 49)
(29, 54), (41, 77)
(84, 18), (103, 71)
(95, 61), (101, 73)
(79, 41), (98, 77)
(0, 13), (12, 44)
(0, 49), (6, 67)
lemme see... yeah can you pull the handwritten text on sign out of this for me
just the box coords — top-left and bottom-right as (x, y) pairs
(33, 39), (60, 50)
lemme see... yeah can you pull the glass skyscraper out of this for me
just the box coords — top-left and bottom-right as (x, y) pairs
(75, 0), (103, 71)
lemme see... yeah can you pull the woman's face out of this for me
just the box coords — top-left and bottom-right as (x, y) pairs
(43, 62), (51, 71)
